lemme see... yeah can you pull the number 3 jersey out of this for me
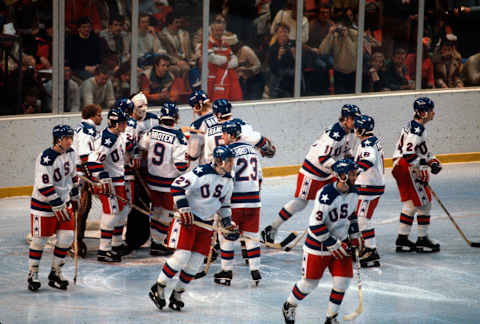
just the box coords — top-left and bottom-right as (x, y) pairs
(301, 122), (354, 181)
(304, 183), (359, 256)
(31, 148), (77, 216)
(171, 165), (233, 222)
(393, 120), (435, 167)
(138, 125), (189, 192)
(354, 136), (385, 200)
(228, 142), (262, 208)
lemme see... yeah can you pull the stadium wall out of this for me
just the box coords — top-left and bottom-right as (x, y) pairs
(1, 89), (479, 196)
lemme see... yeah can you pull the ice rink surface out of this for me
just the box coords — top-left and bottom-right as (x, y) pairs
(1, 163), (479, 324)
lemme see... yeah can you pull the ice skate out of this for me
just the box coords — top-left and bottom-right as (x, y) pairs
(27, 270), (41, 292)
(97, 249), (121, 262)
(416, 236), (440, 253)
(48, 265), (69, 290)
(150, 241), (174, 257)
(282, 301), (296, 324)
(149, 282), (166, 310)
(261, 225), (277, 244)
(168, 289), (185, 311)
(112, 244), (133, 257)
(250, 270), (262, 286)
(360, 247), (381, 268)
(395, 234), (416, 252)
(214, 270), (232, 286)
(324, 313), (339, 324)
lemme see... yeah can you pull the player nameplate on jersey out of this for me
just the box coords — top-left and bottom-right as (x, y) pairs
(151, 130), (175, 144)
(233, 145), (257, 156)
(207, 125), (223, 136)
(205, 116), (218, 128)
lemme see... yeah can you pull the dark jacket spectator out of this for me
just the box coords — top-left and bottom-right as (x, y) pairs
(383, 48), (414, 91)
(267, 24), (295, 98)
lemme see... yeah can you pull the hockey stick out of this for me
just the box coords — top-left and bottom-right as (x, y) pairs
(73, 208), (79, 285)
(243, 232), (298, 250)
(427, 184), (480, 248)
(284, 229), (307, 252)
(195, 230), (218, 279)
(344, 248), (363, 321)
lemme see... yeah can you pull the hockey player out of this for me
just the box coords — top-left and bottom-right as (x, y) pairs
(262, 104), (361, 244)
(149, 145), (238, 312)
(72, 104), (102, 257)
(214, 120), (263, 286)
(86, 107), (128, 262)
(212, 98), (276, 158)
(28, 125), (79, 291)
(392, 97), (442, 253)
(353, 115), (385, 268)
(137, 101), (189, 256)
(282, 159), (362, 324)
(131, 91), (159, 141)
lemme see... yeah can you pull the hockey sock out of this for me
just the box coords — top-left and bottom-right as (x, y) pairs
(362, 228), (376, 249)
(219, 234), (235, 271)
(29, 236), (47, 270)
(398, 201), (415, 235)
(327, 276), (351, 316)
(174, 252), (204, 291)
(272, 198), (308, 229)
(100, 211), (117, 251)
(157, 249), (191, 283)
(417, 214), (431, 237)
(150, 207), (170, 244)
(287, 279), (318, 305)
(244, 232), (261, 270)
(52, 229), (73, 268)
(112, 225), (124, 247)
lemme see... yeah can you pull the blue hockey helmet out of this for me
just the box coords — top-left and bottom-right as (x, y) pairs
(188, 90), (209, 108)
(159, 101), (179, 121)
(212, 99), (232, 119)
(354, 114), (375, 136)
(221, 119), (241, 138)
(213, 145), (235, 161)
(114, 98), (134, 115)
(107, 107), (128, 128)
(413, 97), (434, 112)
(53, 124), (74, 141)
(341, 104), (361, 119)
(332, 159), (358, 178)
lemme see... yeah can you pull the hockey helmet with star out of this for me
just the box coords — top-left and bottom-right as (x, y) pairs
(212, 99), (232, 119)
(52, 124), (74, 141)
(159, 101), (179, 121)
(332, 158), (358, 178)
(221, 119), (241, 138)
(354, 114), (375, 135)
(114, 98), (134, 115)
(213, 145), (235, 161)
(341, 104), (361, 119)
(107, 107), (128, 128)
(188, 89), (209, 108)
(413, 97), (434, 113)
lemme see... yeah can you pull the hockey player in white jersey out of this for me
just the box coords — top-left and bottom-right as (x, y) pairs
(148, 145), (238, 312)
(86, 107), (128, 262)
(262, 104), (360, 244)
(392, 97), (442, 253)
(214, 120), (263, 286)
(282, 159), (362, 324)
(28, 125), (79, 292)
(72, 104), (102, 257)
(353, 115), (385, 268)
(131, 91), (159, 141)
(137, 101), (189, 256)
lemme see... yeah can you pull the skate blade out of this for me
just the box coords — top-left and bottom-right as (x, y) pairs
(252, 280), (260, 287)
(168, 302), (184, 311)
(361, 261), (380, 268)
(28, 283), (41, 292)
(48, 281), (68, 290)
(214, 278), (231, 286)
(416, 247), (440, 253)
(149, 292), (166, 310)
(396, 246), (416, 253)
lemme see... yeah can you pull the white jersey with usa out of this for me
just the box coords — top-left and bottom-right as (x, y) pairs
(393, 120), (434, 167)
(304, 183), (358, 256)
(139, 125), (189, 192)
(300, 122), (353, 181)
(188, 112), (219, 164)
(135, 112), (159, 144)
(73, 119), (98, 173)
(229, 142), (262, 208)
(171, 164), (233, 222)
(354, 136), (385, 199)
(30, 148), (77, 216)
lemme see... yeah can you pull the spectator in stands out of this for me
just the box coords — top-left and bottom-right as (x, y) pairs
(406, 37), (435, 89)
(363, 50), (388, 92)
(64, 64), (80, 112)
(383, 47), (414, 91)
(112, 61), (131, 99)
(65, 17), (102, 81)
(267, 23), (295, 98)
(80, 65), (115, 109)
(432, 34), (464, 88)
(139, 53), (177, 105)
(462, 53), (480, 86)
(65, 0), (102, 33)
(224, 0), (257, 45)
(138, 14), (164, 61)
(100, 15), (130, 65)
(271, 0), (309, 43)
(20, 54), (50, 113)
(318, 17), (357, 94)
(230, 35), (265, 100)
(382, 0), (417, 59)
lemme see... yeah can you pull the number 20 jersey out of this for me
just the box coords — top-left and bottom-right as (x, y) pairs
(392, 120), (434, 167)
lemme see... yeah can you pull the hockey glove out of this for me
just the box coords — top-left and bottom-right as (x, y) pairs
(178, 207), (193, 225)
(221, 217), (240, 241)
(349, 235), (364, 253)
(429, 159), (442, 175)
(260, 138), (276, 158)
(52, 202), (71, 222)
(327, 240), (349, 260)
(93, 178), (113, 195)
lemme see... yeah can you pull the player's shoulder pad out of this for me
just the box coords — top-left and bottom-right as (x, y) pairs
(127, 117), (137, 128)
(409, 120), (425, 136)
(361, 136), (378, 147)
(192, 164), (217, 177)
(40, 148), (60, 166)
(101, 129), (118, 148)
(317, 183), (340, 205)
(190, 112), (214, 130)
(327, 122), (347, 141)
(145, 112), (159, 121)
(81, 122), (97, 137)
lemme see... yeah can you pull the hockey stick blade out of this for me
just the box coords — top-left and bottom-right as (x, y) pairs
(343, 289), (363, 321)
(344, 248), (363, 321)
(470, 242), (480, 248)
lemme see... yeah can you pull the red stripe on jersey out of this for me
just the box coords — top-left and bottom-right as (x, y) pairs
(231, 194), (259, 201)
